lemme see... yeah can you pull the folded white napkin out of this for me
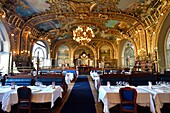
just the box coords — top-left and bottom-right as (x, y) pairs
(148, 81), (152, 89)
(65, 74), (71, 84)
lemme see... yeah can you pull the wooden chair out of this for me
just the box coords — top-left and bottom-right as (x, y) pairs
(119, 87), (137, 113)
(17, 86), (32, 113)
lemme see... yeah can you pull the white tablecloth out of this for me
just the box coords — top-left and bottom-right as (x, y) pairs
(90, 71), (100, 89)
(65, 73), (74, 84)
(98, 86), (152, 113)
(90, 71), (99, 80)
(138, 85), (170, 113)
(0, 85), (63, 112)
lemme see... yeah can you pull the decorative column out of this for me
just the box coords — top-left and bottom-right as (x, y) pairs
(36, 52), (40, 76)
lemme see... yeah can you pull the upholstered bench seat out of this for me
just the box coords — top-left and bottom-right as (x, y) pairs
(5, 78), (33, 86)
(130, 76), (157, 86)
(36, 75), (67, 92)
(37, 78), (63, 86)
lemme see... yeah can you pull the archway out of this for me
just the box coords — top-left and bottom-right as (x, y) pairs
(74, 46), (94, 67)
(121, 40), (135, 68)
(157, 11), (170, 71)
(32, 41), (50, 69)
(0, 21), (10, 75)
(165, 29), (170, 70)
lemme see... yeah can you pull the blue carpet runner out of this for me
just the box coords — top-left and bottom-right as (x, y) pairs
(60, 75), (96, 113)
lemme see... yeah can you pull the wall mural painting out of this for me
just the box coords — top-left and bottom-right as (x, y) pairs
(57, 45), (70, 66)
(100, 44), (111, 62)
(103, 20), (132, 43)
(124, 47), (135, 68)
(105, 20), (132, 30)
(35, 20), (62, 32)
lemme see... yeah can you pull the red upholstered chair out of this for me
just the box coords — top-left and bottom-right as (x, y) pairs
(119, 87), (137, 113)
(17, 86), (32, 113)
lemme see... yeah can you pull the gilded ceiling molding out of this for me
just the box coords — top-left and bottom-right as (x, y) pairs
(20, 0), (153, 53)
(154, 4), (170, 48)
(25, 12), (139, 28)
(7, 14), (25, 29)
(91, 0), (120, 13)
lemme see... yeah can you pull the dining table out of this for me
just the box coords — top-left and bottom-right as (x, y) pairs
(98, 85), (155, 113)
(138, 85), (170, 113)
(90, 71), (100, 89)
(65, 72), (74, 84)
(0, 85), (63, 112)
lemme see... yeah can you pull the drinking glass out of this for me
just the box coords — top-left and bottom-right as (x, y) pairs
(122, 81), (126, 86)
(35, 81), (42, 86)
(125, 82), (129, 86)
(118, 81), (122, 86)
(35, 81), (38, 86)
(116, 81), (119, 86)
(156, 81), (162, 86)
(161, 81), (166, 87)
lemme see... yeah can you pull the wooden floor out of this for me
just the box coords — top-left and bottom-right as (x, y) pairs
(51, 75), (103, 113)
(45, 75), (158, 113)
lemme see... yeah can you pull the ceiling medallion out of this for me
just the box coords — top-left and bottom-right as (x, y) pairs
(73, 25), (95, 45)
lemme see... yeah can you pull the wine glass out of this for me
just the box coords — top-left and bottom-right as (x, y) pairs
(118, 81), (122, 86)
(161, 81), (166, 87)
(35, 81), (38, 86)
(122, 81), (126, 86)
(116, 81), (119, 86)
(156, 81), (162, 86)
(125, 82), (129, 86)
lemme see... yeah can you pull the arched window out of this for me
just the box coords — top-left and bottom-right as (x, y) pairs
(32, 41), (49, 69)
(0, 36), (3, 51)
(0, 21), (10, 75)
(166, 31), (170, 70)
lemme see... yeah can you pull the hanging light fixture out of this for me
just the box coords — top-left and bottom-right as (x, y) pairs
(73, 25), (95, 44)
(0, 8), (6, 18)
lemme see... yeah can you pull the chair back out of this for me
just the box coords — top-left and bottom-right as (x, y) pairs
(119, 87), (137, 113)
(17, 86), (32, 104)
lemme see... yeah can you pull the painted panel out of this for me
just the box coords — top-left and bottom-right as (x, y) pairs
(99, 44), (110, 62)
(57, 45), (70, 66)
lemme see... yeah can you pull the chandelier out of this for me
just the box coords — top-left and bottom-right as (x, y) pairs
(73, 25), (95, 44)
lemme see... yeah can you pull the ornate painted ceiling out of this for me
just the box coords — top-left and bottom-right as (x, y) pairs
(0, 0), (169, 47)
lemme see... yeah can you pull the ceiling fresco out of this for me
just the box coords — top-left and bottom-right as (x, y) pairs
(35, 20), (62, 32)
(15, 0), (48, 17)
(0, 0), (167, 44)
(1, 0), (145, 17)
(105, 20), (119, 28)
